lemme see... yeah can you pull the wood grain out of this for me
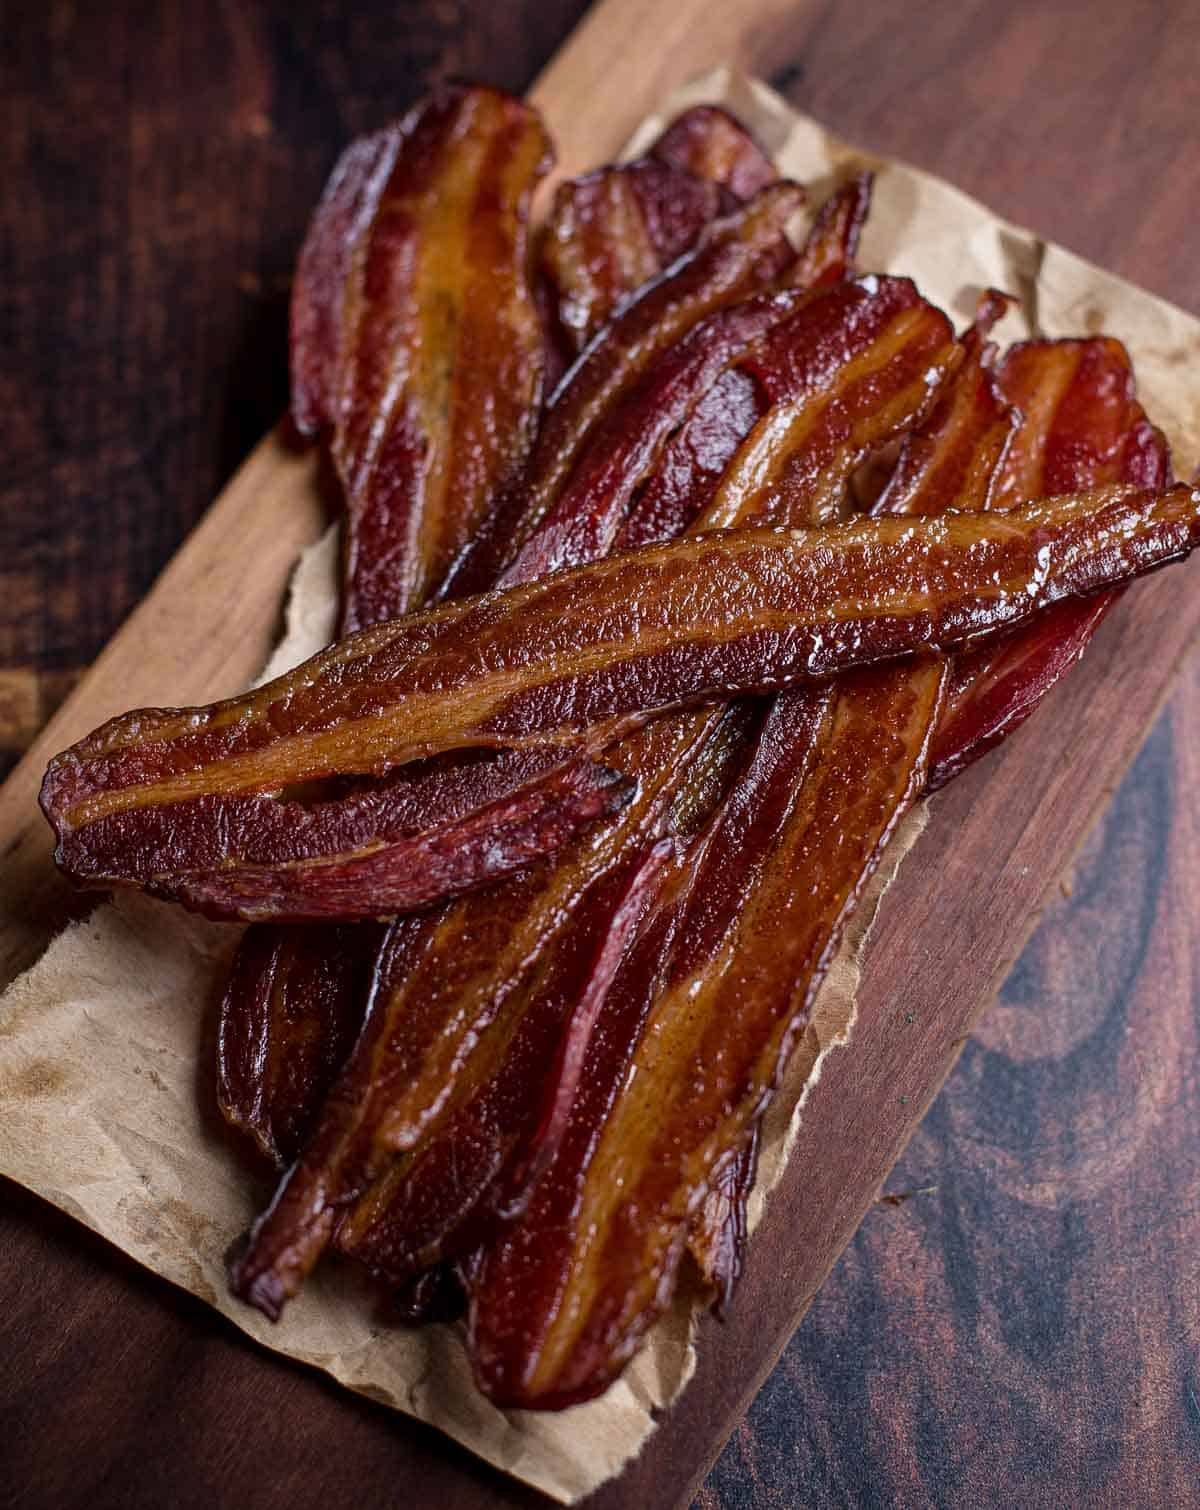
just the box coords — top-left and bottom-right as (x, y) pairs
(2, 2), (1199, 1507)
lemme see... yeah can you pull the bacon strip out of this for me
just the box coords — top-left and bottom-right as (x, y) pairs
(221, 156), (834, 1190)
(440, 180), (806, 599)
(540, 106), (775, 354)
(615, 177), (875, 552)
(928, 337), (1172, 788)
(218, 921), (385, 1167)
(321, 87), (552, 631)
(42, 279), (960, 897)
(46, 480), (1199, 873)
(467, 662), (943, 1407)
(648, 105), (777, 199)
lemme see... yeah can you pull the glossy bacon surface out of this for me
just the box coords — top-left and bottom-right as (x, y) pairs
(440, 180), (806, 598)
(331, 840), (674, 1287)
(221, 86), (558, 1153)
(647, 105), (777, 200)
(468, 662), (944, 1408)
(218, 921), (385, 1166)
(614, 177), (877, 553)
(540, 106), (775, 354)
(463, 324), (1013, 1406)
(228, 713), (716, 1320)
(789, 172), (874, 290)
(43, 488), (1200, 907)
(294, 85), (553, 632)
(225, 275), (959, 1313)
(928, 337), (1172, 788)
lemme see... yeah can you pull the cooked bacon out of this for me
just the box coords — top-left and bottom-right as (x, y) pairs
(221, 275), (958, 1315)
(464, 322), (1011, 1407)
(440, 180), (806, 598)
(928, 337), (1172, 788)
(292, 85), (553, 632)
(540, 105), (776, 356)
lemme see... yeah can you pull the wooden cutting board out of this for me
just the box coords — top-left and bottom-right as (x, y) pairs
(3, 1), (1199, 1505)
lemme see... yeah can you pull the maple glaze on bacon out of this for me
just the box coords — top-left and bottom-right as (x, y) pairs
(225, 274), (959, 1314)
(463, 310), (1011, 1406)
(220, 84), (563, 1159)
(928, 336), (1171, 789)
(614, 175), (876, 553)
(647, 104), (779, 200)
(293, 84), (553, 632)
(41, 484), (1200, 909)
(34, 87), (1199, 1413)
(540, 105), (775, 355)
(219, 130), (846, 1187)
(323, 268), (937, 1302)
(441, 179), (806, 598)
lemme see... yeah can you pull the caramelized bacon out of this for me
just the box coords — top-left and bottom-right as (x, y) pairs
(464, 325), (1012, 1406)
(332, 840), (674, 1287)
(44, 278), (962, 905)
(648, 105), (777, 200)
(540, 106), (776, 354)
(790, 173), (873, 290)
(295, 85), (553, 632)
(221, 85), (556, 1151)
(223, 276), (959, 1314)
(615, 178), (877, 552)
(928, 337), (1172, 788)
(218, 921), (384, 1166)
(440, 180), (806, 598)
(43, 484), (1200, 900)
(467, 664), (944, 1408)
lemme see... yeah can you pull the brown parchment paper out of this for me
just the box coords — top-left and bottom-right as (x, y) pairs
(3, 66), (1200, 1506)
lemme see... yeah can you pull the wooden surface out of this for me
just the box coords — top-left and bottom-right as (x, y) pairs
(2, 2), (1199, 1506)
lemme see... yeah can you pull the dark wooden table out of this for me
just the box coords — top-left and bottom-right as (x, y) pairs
(3, 3), (1198, 1505)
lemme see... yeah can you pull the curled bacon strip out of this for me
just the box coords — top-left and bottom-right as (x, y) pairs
(218, 921), (384, 1167)
(43, 509), (1200, 914)
(219, 144), (835, 1193)
(928, 336), (1172, 788)
(540, 106), (776, 355)
(293, 84), (553, 632)
(220, 86), (563, 1155)
(441, 179), (806, 598)
(648, 105), (778, 199)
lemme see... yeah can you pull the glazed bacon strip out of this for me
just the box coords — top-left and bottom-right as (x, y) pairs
(649, 104), (780, 199)
(540, 105), (775, 354)
(218, 921), (385, 1167)
(683, 324), (1168, 1308)
(225, 277), (960, 1315)
(323, 239), (891, 1294)
(467, 663), (946, 1408)
(41, 494), (1200, 911)
(928, 336), (1171, 787)
(331, 703), (760, 1295)
(294, 84), (553, 632)
(682, 300), (1014, 1299)
(440, 179), (806, 598)
(42, 278), (959, 901)
(465, 313), (1015, 1407)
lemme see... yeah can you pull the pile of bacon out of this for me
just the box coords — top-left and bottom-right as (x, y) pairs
(40, 85), (1195, 1411)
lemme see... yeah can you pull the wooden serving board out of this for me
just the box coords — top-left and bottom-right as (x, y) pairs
(3, 1), (1199, 1505)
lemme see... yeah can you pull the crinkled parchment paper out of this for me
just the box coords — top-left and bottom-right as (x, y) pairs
(3, 66), (1200, 1505)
